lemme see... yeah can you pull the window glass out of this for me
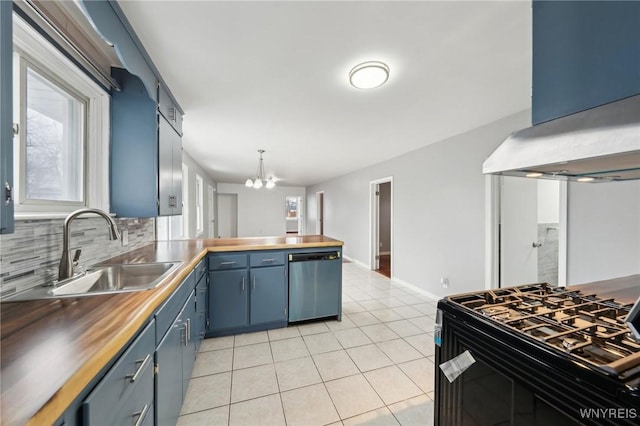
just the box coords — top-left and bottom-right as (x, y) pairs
(25, 67), (85, 202)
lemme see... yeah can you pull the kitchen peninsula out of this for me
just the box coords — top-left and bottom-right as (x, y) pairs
(0, 235), (343, 426)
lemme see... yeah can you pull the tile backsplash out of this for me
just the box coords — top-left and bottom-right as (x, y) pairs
(0, 217), (155, 299)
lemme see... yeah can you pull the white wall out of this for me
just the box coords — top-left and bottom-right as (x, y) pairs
(183, 151), (218, 238)
(306, 110), (531, 298)
(537, 179), (560, 223)
(567, 180), (640, 284)
(217, 183), (305, 237)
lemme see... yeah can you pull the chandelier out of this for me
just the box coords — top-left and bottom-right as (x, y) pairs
(245, 149), (276, 189)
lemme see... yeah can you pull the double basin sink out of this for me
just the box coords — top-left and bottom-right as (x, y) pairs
(6, 262), (181, 301)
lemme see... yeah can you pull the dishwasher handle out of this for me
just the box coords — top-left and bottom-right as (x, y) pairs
(288, 251), (341, 262)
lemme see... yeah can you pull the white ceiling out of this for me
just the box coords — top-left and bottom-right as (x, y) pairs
(117, 0), (532, 187)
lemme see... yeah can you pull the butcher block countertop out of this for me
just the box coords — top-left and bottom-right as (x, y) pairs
(0, 235), (343, 426)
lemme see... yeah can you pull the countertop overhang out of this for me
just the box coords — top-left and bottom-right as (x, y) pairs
(0, 235), (343, 426)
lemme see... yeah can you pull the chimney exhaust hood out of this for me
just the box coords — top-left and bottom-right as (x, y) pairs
(483, 95), (640, 182)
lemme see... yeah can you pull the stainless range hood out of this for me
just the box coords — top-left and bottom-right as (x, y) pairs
(483, 95), (640, 182)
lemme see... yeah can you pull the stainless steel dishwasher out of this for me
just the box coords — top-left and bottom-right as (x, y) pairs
(288, 250), (342, 322)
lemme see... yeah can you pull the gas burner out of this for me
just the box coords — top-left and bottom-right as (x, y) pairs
(449, 284), (640, 377)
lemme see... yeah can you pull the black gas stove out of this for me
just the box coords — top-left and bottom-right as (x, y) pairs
(435, 283), (640, 426)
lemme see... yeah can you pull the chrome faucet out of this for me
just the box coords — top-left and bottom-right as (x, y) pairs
(58, 208), (121, 281)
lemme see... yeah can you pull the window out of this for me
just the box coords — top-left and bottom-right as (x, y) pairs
(24, 66), (85, 202)
(195, 174), (204, 236)
(286, 196), (298, 218)
(13, 15), (109, 215)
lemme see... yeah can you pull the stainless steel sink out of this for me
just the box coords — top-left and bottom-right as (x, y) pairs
(6, 262), (182, 301)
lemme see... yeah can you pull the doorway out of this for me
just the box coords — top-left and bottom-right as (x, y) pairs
(370, 177), (393, 278)
(316, 191), (324, 235)
(490, 176), (567, 288)
(217, 193), (238, 238)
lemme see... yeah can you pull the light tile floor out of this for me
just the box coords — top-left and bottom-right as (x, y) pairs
(178, 262), (437, 426)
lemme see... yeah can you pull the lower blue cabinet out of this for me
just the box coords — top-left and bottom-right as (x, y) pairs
(207, 251), (287, 336)
(155, 275), (198, 426)
(155, 308), (183, 426)
(83, 320), (155, 425)
(250, 266), (286, 324)
(209, 269), (249, 330)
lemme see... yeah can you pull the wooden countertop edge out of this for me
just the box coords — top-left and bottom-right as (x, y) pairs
(20, 239), (344, 426)
(24, 250), (208, 426)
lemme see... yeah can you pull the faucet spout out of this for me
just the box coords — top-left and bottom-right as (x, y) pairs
(58, 208), (120, 281)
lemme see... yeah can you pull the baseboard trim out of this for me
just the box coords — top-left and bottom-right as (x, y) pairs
(342, 255), (370, 270)
(391, 276), (441, 301)
(343, 256), (441, 301)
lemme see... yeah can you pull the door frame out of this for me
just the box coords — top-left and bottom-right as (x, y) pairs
(369, 176), (393, 275)
(316, 191), (324, 235)
(485, 175), (568, 289)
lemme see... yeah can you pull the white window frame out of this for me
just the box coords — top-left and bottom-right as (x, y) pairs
(195, 173), (204, 237)
(12, 15), (109, 217)
(181, 163), (189, 239)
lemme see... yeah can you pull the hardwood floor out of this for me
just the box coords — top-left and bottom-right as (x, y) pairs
(375, 254), (391, 278)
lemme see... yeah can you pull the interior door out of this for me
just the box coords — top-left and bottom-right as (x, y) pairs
(316, 192), (324, 235)
(217, 193), (237, 238)
(297, 196), (304, 234)
(208, 185), (215, 237)
(500, 176), (538, 287)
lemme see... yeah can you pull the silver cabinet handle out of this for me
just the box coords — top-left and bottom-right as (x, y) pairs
(168, 195), (177, 207)
(261, 258), (276, 263)
(252, 276), (256, 291)
(187, 318), (191, 344)
(220, 261), (236, 266)
(241, 276), (245, 292)
(133, 404), (150, 426)
(126, 353), (151, 383)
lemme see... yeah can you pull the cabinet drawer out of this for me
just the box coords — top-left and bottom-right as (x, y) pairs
(209, 254), (247, 270)
(83, 320), (155, 424)
(250, 251), (285, 267)
(156, 271), (195, 344)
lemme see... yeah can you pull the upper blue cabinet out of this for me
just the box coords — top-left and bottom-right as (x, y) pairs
(79, 0), (184, 217)
(0, 1), (14, 234)
(532, 1), (640, 124)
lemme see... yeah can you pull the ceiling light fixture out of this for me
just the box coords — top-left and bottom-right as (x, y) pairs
(349, 61), (390, 89)
(245, 149), (276, 189)
(525, 172), (543, 178)
(576, 177), (595, 182)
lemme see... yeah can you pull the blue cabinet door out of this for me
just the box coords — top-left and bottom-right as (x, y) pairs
(155, 313), (184, 426)
(182, 291), (197, 399)
(0, 1), (14, 234)
(110, 68), (158, 218)
(208, 270), (248, 331)
(250, 266), (286, 324)
(532, 1), (640, 124)
(195, 277), (208, 351)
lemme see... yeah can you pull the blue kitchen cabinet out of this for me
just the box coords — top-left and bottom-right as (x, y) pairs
(155, 272), (197, 426)
(250, 266), (287, 324)
(532, 0), (640, 124)
(207, 251), (287, 336)
(209, 269), (249, 331)
(83, 320), (156, 425)
(155, 313), (182, 426)
(111, 68), (183, 217)
(0, 0), (14, 234)
(195, 274), (208, 351)
(158, 115), (183, 216)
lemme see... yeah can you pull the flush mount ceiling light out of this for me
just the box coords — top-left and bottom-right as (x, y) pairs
(245, 149), (276, 189)
(349, 61), (390, 89)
